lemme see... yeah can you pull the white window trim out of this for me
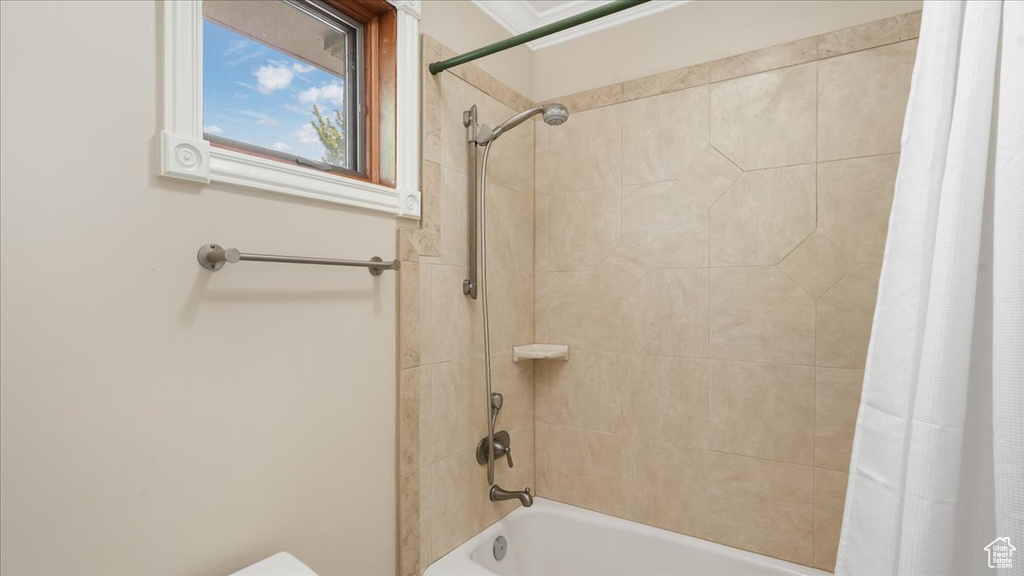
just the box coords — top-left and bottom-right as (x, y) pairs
(159, 0), (422, 219)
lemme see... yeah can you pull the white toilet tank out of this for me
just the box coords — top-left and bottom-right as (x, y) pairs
(229, 552), (318, 576)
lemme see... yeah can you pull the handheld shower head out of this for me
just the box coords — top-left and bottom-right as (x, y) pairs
(542, 103), (569, 126)
(476, 102), (570, 144)
(489, 392), (503, 431)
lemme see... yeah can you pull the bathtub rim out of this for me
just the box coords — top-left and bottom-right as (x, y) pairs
(423, 497), (832, 576)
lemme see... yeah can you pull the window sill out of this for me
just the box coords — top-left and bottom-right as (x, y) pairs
(211, 145), (405, 214)
(161, 131), (413, 216)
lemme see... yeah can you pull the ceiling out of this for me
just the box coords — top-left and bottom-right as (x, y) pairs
(471, 0), (686, 50)
(522, 1), (579, 13)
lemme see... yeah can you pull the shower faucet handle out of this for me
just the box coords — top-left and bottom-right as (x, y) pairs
(493, 433), (513, 468)
(476, 430), (514, 468)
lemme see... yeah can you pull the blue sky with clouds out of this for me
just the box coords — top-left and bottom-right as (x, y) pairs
(203, 20), (347, 162)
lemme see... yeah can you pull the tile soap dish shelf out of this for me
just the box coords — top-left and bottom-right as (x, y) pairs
(512, 344), (569, 363)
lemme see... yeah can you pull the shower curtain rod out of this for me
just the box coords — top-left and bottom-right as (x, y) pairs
(427, 0), (652, 75)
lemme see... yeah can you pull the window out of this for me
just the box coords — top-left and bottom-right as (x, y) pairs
(203, 0), (395, 185)
(203, 1), (362, 174)
(158, 0), (420, 217)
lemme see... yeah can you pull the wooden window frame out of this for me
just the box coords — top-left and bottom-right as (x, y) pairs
(326, 0), (398, 188)
(158, 0), (422, 219)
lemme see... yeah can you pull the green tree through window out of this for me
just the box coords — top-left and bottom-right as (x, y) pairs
(311, 104), (346, 166)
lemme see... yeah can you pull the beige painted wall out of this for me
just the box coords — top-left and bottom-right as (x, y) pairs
(531, 0), (921, 100)
(533, 12), (919, 573)
(421, 1), (534, 100)
(0, 2), (395, 575)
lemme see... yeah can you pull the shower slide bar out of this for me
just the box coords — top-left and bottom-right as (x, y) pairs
(427, 0), (652, 75)
(196, 243), (400, 276)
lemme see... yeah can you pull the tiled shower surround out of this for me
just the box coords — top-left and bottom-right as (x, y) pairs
(397, 36), (538, 576)
(399, 11), (920, 575)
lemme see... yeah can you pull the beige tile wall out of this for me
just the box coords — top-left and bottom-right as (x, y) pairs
(534, 12), (919, 573)
(397, 36), (537, 576)
(400, 11), (919, 576)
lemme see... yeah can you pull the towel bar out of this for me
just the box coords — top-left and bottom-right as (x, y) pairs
(197, 244), (400, 276)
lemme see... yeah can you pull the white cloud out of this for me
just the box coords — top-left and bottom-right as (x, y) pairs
(292, 63), (316, 74)
(239, 110), (279, 126)
(225, 39), (250, 56)
(271, 142), (290, 151)
(254, 64), (294, 94)
(204, 125), (223, 134)
(295, 124), (319, 144)
(231, 82), (253, 100)
(283, 103), (302, 113)
(223, 39), (264, 67)
(298, 83), (346, 107)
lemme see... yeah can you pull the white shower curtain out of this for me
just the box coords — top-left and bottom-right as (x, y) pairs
(835, 1), (1022, 575)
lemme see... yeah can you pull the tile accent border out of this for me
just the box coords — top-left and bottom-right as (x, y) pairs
(424, 35), (534, 113)
(556, 10), (921, 114)
(397, 34), (536, 576)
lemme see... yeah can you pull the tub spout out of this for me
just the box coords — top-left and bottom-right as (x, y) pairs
(490, 485), (533, 507)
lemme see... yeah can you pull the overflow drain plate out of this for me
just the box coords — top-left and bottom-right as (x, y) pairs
(493, 535), (507, 561)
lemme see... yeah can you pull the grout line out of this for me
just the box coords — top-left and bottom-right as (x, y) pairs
(705, 69), (713, 477)
(707, 262), (803, 270)
(726, 160), (817, 173)
(815, 463), (853, 474)
(775, 227), (815, 268)
(815, 59), (820, 168)
(709, 141), (744, 174)
(812, 457), (817, 564)
(705, 447), (815, 470)
(812, 56), (821, 374)
(705, 280), (712, 539)
(619, 106), (624, 252)
(775, 255), (820, 301)
(709, 57), (818, 86)
(817, 150), (903, 165)
(816, 36), (920, 63)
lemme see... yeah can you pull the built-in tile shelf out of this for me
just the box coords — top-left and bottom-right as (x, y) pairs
(512, 344), (570, 363)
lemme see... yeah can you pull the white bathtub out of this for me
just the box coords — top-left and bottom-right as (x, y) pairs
(424, 498), (830, 576)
